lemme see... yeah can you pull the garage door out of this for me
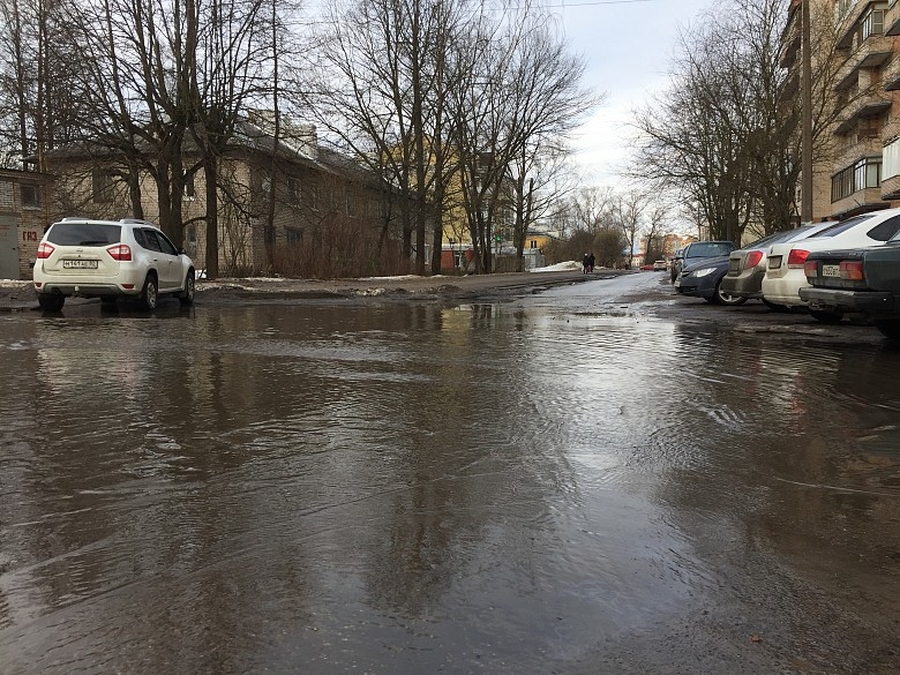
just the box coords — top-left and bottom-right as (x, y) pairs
(0, 215), (20, 279)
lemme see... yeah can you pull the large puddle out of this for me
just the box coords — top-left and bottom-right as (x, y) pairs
(2, 288), (899, 673)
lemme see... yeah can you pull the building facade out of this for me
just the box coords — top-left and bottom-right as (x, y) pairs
(786, 0), (900, 220)
(44, 119), (410, 279)
(0, 169), (52, 279)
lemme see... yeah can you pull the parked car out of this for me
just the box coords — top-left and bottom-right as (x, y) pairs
(673, 254), (744, 305)
(652, 259), (667, 271)
(670, 240), (736, 283)
(33, 217), (195, 312)
(719, 222), (839, 304)
(760, 209), (900, 320)
(799, 237), (900, 336)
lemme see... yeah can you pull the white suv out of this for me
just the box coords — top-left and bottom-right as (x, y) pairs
(33, 217), (195, 312)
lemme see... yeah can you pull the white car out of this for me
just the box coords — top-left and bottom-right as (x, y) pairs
(33, 217), (195, 312)
(761, 209), (900, 319)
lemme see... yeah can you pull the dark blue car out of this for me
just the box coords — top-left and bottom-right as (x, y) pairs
(674, 255), (746, 306)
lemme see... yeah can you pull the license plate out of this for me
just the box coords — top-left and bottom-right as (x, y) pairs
(768, 256), (781, 269)
(62, 259), (98, 269)
(822, 264), (840, 277)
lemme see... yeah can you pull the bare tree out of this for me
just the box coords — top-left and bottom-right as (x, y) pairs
(305, 0), (470, 275)
(611, 190), (645, 269)
(0, 0), (86, 168)
(631, 0), (862, 241)
(450, 4), (595, 273)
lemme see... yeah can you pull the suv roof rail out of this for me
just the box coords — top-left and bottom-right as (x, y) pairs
(60, 216), (88, 221)
(119, 218), (154, 225)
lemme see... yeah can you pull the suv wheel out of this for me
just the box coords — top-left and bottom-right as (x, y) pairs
(179, 271), (195, 306)
(37, 294), (65, 312)
(140, 273), (158, 310)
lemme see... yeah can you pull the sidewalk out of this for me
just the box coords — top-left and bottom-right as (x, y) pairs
(1, 269), (625, 312)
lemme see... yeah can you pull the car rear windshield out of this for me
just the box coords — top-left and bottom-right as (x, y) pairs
(807, 214), (875, 239)
(687, 242), (733, 257)
(745, 229), (802, 250)
(47, 222), (122, 246)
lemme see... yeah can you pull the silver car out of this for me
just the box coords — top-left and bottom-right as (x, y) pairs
(33, 217), (195, 312)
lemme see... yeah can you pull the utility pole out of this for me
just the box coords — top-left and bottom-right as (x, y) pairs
(801, 0), (814, 223)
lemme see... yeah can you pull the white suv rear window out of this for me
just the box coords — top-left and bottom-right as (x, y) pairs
(47, 223), (122, 246)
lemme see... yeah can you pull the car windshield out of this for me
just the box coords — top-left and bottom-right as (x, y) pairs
(687, 242), (732, 258)
(47, 223), (121, 246)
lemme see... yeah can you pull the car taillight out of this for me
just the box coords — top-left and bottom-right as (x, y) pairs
(803, 260), (817, 278)
(787, 249), (810, 268)
(107, 244), (132, 261)
(745, 250), (763, 269)
(840, 260), (864, 281)
(37, 242), (54, 259)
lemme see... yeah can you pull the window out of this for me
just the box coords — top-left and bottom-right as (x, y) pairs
(184, 225), (197, 256)
(140, 228), (162, 252)
(302, 177), (319, 209)
(183, 171), (196, 200)
(860, 6), (886, 41)
(866, 215), (900, 241)
(47, 222), (121, 246)
(288, 177), (300, 204)
(21, 184), (40, 208)
(286, 227), (303, 244)
(884, 137), (900, 179)
(832, 157), (882, 202)
(154, 230), (179, 255)
(92, 169), (114, 203)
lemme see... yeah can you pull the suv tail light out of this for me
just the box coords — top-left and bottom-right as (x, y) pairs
(107, 244), (132, 261)
(803, 260), (817, 278)
(37, 242), (54, 259)
(787, 249), (810, 268)
(840, 260), (864, 281)
(745, 250), (763, 269)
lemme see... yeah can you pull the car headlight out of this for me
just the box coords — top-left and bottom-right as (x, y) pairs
(694, 267), (716, 278)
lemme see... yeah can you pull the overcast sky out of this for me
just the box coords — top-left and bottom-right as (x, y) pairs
(545, 0), (713, 186)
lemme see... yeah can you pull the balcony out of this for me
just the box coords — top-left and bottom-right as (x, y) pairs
(834, 35), (893, 90)
(886, 1), (900, 35)
(884, 51), (900, 90)
(835, 92), (892, 135)
(780, 15), (801, 69)
(781, 69), (800, 101)
(837, 135), (884, 165)
(837, 2), (888, 50)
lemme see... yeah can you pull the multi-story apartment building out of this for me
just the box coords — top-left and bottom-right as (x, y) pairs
(785, 0), (900, 220)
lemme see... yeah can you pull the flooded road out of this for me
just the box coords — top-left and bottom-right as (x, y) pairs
(2, 273), (899, 674)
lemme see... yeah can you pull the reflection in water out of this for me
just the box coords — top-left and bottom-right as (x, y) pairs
(1, 304), (899, 674)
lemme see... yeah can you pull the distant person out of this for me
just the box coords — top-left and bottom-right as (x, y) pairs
(582, 253), (590, 274)
(588, 252), (595, 273)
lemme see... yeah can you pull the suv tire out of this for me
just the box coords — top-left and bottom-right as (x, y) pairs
(179, 271), (195, 306)
(140, 273), (158, 311)
(37, 294), (65, 312)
